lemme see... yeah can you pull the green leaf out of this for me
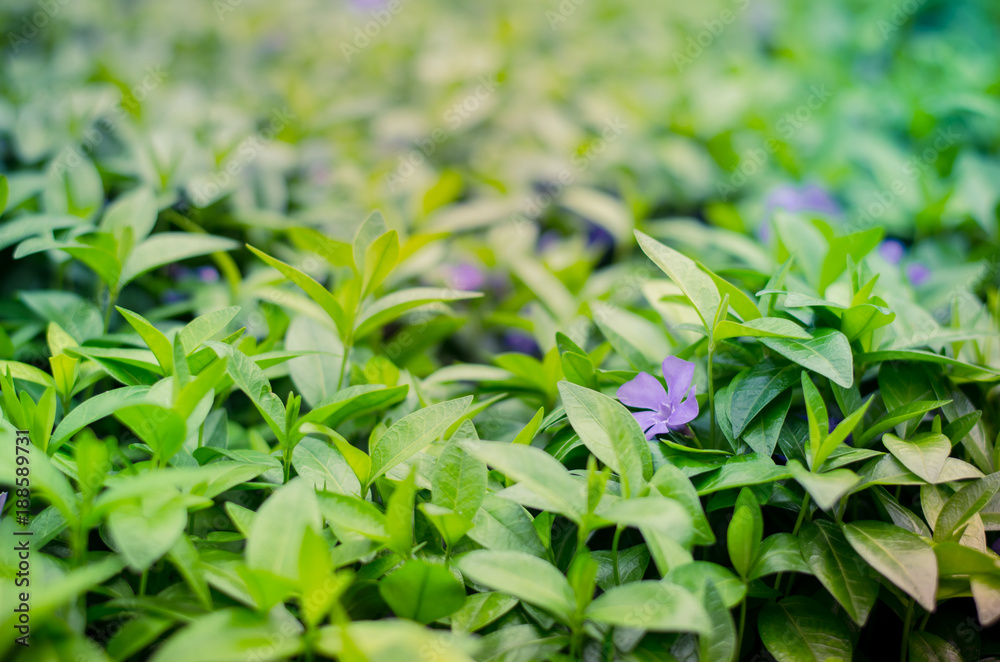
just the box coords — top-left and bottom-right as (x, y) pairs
(635, 229), (720, 331)
(354, 287), (482, 338)
(590, 301), (672, 372)
(353, 210), (389, 274)
(788, 461), (860, 511)
(148, 607), (303, 662)
(115, 404), (187, 463)
(842, 521), (937, 611)
(285, 315), (344, 408)
(432, 438), (487, 520)
(970, 574), (1000, 627)
(461, 440), (586, 523)
(207, 342), (286, 442)
(860, 349), (1000, 382)
(122, 233), (238, 286)
(762, 328), (854, 388)
(649, 463), (715, 545)
(247, 244), (350, 339)
(168, 534), (213, 610)
(458, 550), (575, 624)
(584, 581), (710, 634)
(379, 559), (466, 624)
(117, 307), (173, 373)
(693, 454), (792, 495)
(855, 400), (952, 447)
(596, 495), (694, 544)
(729, 361), (799, 438)
(699, 581), (738, 662)
(0, 214), (79, 252)
(368, 396), (472, 487)
(107, 494), (188, 572)
(317, 492), (388, 543)
(883, 432), (951, 483)
(450, 592), (520, 634)
(467, 493), (546, 557)
(727, 488), (763, 579)
(558, 381), (653, 497)
(813, 397), (871, 469)
(178, 306), (241, 355)
(714, 317), (811, 341)
(758, 596), (853, 662)
(666, 561), (746, 608)
(742, 391), (791, 457)
(933, 472), (1000, 542)
(385, 468), (418, 556)
(907, 631), (964, 662)
(100, 186), (158, 242)
(300, 384), (409, 428)
(246, 478), (322, 582)
(799, 520), (878, 626)
(362, 229), (400, 298)
(801, 371), (828, 463)
(292, 436), (361, 496)
(749, 533), (811, 580)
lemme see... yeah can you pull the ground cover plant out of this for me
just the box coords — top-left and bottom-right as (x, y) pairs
(2, 0), (1000, 660)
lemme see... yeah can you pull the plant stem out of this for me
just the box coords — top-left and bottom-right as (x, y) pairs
(611, 525), (623, 586)
(707, 346), (716, 446)
(103, 288), (118, 334)
(737, 598), (747, 654)
(918, 610), (931, 631)
(900, 599), (914, 662)
(791, 492), (810, 537)
(139, 568), (149, 597)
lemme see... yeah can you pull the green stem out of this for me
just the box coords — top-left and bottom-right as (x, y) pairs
(707, 346), (716, 446)
(736, 598), (747, 655)
(900, 599), (914, 662)
(791, 492), (810, 537)
(776, 492), (812, 594)
(918, 610), (931, 631)
(611, 525), (624, 586)
(103, 288), (118, 334)
(139, 568), (149, 597)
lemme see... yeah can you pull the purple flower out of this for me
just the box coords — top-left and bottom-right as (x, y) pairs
(906, 263), (931, 287)
(450, 263), (485, 291)
(879, 239), (905, 265)
(197, 266), (220, 283)
(617, 356), (699, 440)
(502, 331), (540, 357)
(765, 183), (840, 217)
(0, 491), (7, 518)
(586, 222), (614, 248)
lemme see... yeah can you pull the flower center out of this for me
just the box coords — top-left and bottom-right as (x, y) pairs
(656, 401), (675, 423)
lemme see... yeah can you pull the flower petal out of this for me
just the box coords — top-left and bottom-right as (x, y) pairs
(667, 385), (699, 427)
(617, 372), (667, 411)
(662, 356), (695, 408)
(632, 410), (658, 433)
(644, 419), (671, 441)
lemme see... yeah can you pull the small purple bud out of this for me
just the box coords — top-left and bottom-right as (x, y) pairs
(537, 230), (561, 252)
(765, 183), (840, 217)
(502, 331), (541, 358)
(450, 263), (485, 291)
(197, 266), (220, 283)
(586, 222), (614, 248)
(906, 263), (931, 287)
(879, 239), (905, 265)
(162, 289), (186, 304)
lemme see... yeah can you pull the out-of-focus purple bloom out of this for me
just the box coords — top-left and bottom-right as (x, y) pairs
(765, 183), (840, 217)
(879, 239), (905, 265)
(906, 263), (931, 287)
(162, 290), (186, 304)
(756, 223), (772, 244)
(450, 263), (485, 291)
(993, 537), (1000, 556)
(617, 356), (699, 440)
(502, 331), (541, 357)
(166, 264), (193, 281)
(348, 0), (386, 10)
(586, 222), (614, 248)
(0, 491), (7, 516)
(774, 454), (787, 465)
(197, 266), (220, 283)
(537, 230), (562, 252)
